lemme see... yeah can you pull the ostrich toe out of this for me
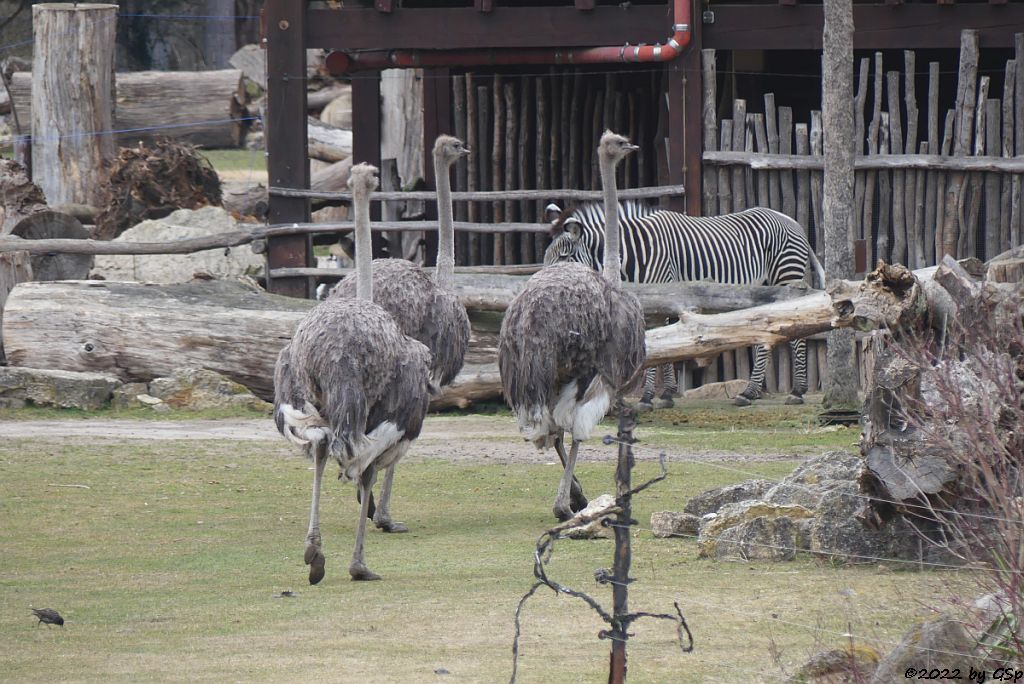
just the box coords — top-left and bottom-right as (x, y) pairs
(349, 562), (382, 581)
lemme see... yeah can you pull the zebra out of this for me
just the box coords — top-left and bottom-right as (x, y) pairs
(543, 201), (825, 408)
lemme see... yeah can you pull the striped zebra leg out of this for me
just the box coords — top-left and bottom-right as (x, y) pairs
(637, 367), (658, 411)
(785, 338), (808, 405)
(653, 363), (678, 409)
(734, 344), (768, 407)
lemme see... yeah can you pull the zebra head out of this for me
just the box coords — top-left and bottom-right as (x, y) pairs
(543, 203), (596, 267)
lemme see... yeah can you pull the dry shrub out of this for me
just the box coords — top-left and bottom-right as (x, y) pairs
(95, 137), (222, 239)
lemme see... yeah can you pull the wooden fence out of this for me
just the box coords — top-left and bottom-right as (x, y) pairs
(695, 33), (1024, 396)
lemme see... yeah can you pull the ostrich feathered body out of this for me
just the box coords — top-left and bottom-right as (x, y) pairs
(498, 262), (646, 447)
(274, 297), (432, 481)
(329, 259), (470, 388)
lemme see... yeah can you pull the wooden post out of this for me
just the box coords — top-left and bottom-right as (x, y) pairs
(681, 39), (703, 216)
(353, 71), (385, 260)
(423, 67), (451, 267)
(608, 404), (636, 684)
(31, 3), (117, 208)
(265, 0), (311, 298)
(822, 0), (859, 411)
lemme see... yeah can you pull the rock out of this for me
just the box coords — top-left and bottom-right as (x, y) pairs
(810, 481), (920, 563)
(650, 511), (700, 538)
(698, 500), (814, 558)
(147, 367), (271, 412)
(872, 616), (982, 683)
(684, 479), (774, 517)
(136, 394), (164, 406)
(151, 402), (172, 414)
(764, 451), (862, 508)
(110, 382), (149, 409)
(563, 494), (617, 540)
(680, 378), (749, 401)
(91, 207), (264, 283)
(0, 366), (119, 410)
(714, 515), (808, 561)
(792, 645), (881, 683)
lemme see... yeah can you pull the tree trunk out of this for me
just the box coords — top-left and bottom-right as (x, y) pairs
(31, 3), (117, 208)
(821, 0), (859, 410)
(13, 69), (249, 149)
(1, 264), (945, 407)
(0, 159), (48, 236)
(203, 0), (237, 70)
(307, 116), (353, 162)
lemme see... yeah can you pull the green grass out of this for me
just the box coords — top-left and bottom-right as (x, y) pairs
(0, 405), (271, 422)
(0, 420), (973, 683)
(199, 148), (265, 175)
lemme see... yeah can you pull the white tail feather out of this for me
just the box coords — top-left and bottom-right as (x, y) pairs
(278, 402), (328, 447)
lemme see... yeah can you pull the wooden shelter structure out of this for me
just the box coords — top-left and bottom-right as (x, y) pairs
(263, 0), (1024, 300)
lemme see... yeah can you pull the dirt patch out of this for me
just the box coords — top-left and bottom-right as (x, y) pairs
(0, 414), (802, 465)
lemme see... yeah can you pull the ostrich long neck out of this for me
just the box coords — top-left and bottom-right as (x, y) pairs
(598, 152), (622, 288)
(353, 186), (373, 302)
(433, 152), (456, 291)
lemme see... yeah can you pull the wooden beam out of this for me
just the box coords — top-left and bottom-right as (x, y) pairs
(265, 0), (311, 299)
(681, 39), (703, 216)
(704, 5), (1024, 50)
(422, 68), (452, 268)
(352, 72), (385, 259)
(305, 6), (671, 50)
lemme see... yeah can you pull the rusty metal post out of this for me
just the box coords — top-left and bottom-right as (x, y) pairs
(608, 403), (636, 683)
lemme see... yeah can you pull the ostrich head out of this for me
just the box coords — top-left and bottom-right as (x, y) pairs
(433, 135), (471, 167)
(597, 130), (639, 165)
(348, 162), (379, 197)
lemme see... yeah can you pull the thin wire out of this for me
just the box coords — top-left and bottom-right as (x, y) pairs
(606, 435), (1024, 528)
(0, 116), (260, 147)
(116, 13), (261, 20)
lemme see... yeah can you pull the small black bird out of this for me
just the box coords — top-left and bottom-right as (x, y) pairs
(30, 608), (64, 627)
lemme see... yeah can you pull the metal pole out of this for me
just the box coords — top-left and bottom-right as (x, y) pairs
(608, 403), (636, 683)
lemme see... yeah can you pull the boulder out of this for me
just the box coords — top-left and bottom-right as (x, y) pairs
(764, 451), (862, 508)
(0, 366), (119, 410)
(110, 382), (150, 409)
(680, 378), (749, 401)
(810, 481), (920, 563)
(698, 500), (814, 558)
(684, 479), (774, 517)
(563, 494), (617, 540)
(147, 367), (271, 412)
(871, 616), (982, 683)
(714, 515), (808, 561)
(792, 645), (881, 683)
(91, 207), (264, 283)
(650, 511), (701, 539)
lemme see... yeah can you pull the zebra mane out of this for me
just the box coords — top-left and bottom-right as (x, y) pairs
(549, 199), (655, 235)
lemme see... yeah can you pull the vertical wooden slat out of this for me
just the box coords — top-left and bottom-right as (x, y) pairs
(924, 62), (940, 265)
(864, 52), (883, 265)
(590, 90), (604, 189)
(718, 120), (733, 215)
(731, 99), (747, 211)
(854, 57), (870, 246)
(878, 111), (892, 262)
(422, 67), (451, 267)
(904, 50), (924, 268)
(568, 72), (583, 191)
(702, 49), (718, 217)
(1012, 34), (1024, 248)
(753, 114), (769, 207)
(534, 76), (549, 259)
(743, 115), (755, 209)
(935, 110), (955, 262)
(795, 123), (811, 245)
(985, 98), (1002, 261)
(913, 140), (927, 266)
(765, 93), (781, 210)
(778, 106), (796, 219)
(465, 74), (479, 266)
(452, 75), (468, 266)
(962, 76), (989, 258)
(807, 340), (820, 394)
(492, 75), (505, 264)
(1000, 60), (1016, 254)
(476, 83), (492, 261)
(626, 92), (638, 189)
(583, 83), (598, 189)
(810, 111), (824, 254)
(943, 29), (979, 259)
(887, 70), (906, 266)
(504, 80), (518, 264)
(518, 77), (533, 263)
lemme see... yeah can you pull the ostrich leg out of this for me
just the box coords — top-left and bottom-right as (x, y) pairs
(350, 466), (382, 581)
(553, 438), (582, 521)
(304, 441), (328, 585)
(373, 455), (409, 533)
(554, 435), (588, 512)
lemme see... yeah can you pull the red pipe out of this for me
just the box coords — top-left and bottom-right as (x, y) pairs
(324, 0), (691, 73)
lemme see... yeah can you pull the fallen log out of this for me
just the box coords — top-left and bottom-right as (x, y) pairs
(0, 251), (31, 364)
(307, 116), (352, 162)
(11, 69), (251, 148)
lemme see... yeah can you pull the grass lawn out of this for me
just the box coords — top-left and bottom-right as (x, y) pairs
(0, 404), (972, 682)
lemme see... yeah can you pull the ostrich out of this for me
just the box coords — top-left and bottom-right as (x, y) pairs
(498, 131), (647, 521)
(328, 135), (471, 533)
(274, 163), (432, 582)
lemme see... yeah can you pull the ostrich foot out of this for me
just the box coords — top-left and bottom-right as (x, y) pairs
(375, 520), (408, 533)
(349, 561), (382, 581)
(304, 545), (326, 585)
(570, 492), (589, 513)
(553, 503), (574, 522)
(733, 395), (752, 407)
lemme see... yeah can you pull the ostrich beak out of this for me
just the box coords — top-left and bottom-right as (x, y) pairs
(625, 143), (640, 151)
(461, 146), (472, 156)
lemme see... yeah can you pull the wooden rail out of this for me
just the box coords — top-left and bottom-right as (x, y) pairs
(268, 184), (686, 203)
(704, 151), (1024, 173)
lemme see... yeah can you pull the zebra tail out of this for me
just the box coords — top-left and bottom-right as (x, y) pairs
(809, 250), (826, 289)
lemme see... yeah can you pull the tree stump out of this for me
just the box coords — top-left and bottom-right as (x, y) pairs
(0, 252), (32, 364)
(0, 159), (47, 236)
(30, 3), (117, 208)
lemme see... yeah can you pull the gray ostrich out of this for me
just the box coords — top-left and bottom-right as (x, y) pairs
(274, 163), (432, 582)
(498, 131), (647, 521)
(328, 135), (472, 533)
